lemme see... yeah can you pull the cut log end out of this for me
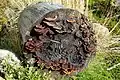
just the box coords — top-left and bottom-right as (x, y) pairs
(19, 3), (96, 75)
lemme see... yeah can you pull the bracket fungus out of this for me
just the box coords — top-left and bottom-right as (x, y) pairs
(18, 2), (96, 74)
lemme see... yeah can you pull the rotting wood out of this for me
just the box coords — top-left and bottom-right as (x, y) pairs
(18, 2), (96, 75)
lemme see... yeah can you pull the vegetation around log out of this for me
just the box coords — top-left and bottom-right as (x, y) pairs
(0, 0), (120, 80)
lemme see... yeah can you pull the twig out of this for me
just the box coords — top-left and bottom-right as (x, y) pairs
(107, 63), (120, 70)
(109, 20), (120, 34)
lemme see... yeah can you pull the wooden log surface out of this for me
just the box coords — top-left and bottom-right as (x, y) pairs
(18, 2), (96, 74)
(18, 2), (63, 43)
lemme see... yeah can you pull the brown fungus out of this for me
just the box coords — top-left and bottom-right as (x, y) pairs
(24, 38), (43, 53)
(22, 8), (96, 75)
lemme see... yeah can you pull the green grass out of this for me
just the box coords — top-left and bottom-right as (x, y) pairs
(104, 53), (120, 80)
(0, 28), (22, 55)
(76, 53), (113, 80)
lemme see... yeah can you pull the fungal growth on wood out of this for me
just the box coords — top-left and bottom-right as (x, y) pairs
(19, 3), (96, 75)
(23, 9), (96, 74)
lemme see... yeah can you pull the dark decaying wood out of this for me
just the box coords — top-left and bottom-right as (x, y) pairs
(18, 2), (96, 75)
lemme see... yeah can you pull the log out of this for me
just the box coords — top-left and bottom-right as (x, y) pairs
(18, 2), (63, 43)
(18, 2), (96, 75)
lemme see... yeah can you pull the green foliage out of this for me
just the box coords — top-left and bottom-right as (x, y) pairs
(0, 0), (22, 54)
(76, 53), (113, 80)
(88, 1), (120, 79)
(1, 57), (52, 80)
(0, 28), (22, 55)
(89, 0), (120, 35)
(105, 53), (120, 80)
